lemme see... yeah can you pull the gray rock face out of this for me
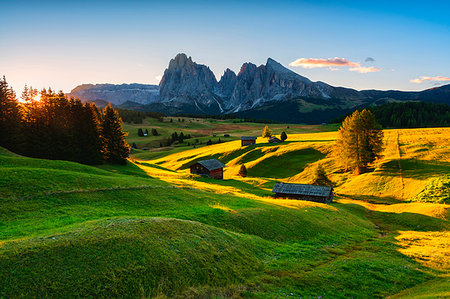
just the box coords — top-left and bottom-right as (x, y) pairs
(158, 54), (220, 110)
(217, 68), (237, 104)
(225, 58), (354, 112)
(69, 83), (159, 105)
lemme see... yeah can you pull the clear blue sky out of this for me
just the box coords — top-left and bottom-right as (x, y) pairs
(2, 0), (449, 93)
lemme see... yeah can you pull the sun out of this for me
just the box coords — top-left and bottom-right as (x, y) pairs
(18, 93), (41, 103)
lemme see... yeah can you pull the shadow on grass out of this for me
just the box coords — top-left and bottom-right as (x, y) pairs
(338, 194), (403, 205)
(376, 159), (450, 179)
(177, 142), (292, 170)
(247, 148), (325, 179)
(336, 201), (449, 232)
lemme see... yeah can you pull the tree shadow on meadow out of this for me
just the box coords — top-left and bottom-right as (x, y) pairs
(376, 159), (450, 179)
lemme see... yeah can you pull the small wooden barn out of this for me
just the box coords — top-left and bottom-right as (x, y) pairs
(190, 159), (225, 180)
(241, 136), (257, 146)
(272, 182), (333, 203)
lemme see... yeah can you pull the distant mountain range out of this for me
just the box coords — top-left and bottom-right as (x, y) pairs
(68, 53), (450, 123)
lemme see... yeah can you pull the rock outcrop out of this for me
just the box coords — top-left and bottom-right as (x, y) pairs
(158, 54), (221, 112)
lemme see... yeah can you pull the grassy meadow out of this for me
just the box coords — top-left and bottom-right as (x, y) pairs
(0, 117), (449, 298)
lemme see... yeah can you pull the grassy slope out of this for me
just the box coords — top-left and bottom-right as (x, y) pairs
(1, 124), (449, 297)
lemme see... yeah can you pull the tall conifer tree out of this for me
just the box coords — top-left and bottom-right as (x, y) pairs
(0, 77), (21, 151)
(101, 104), (130, 164)
(335, 109), (383, 172)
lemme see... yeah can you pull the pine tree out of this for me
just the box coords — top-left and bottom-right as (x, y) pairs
(76, 102), (104, 164)
(0, 77), (22, 152)
(145, 129), (149, 136)
(334, 109), (383, 172)
(101, 104), (130, 165)
(262, 125), (272, 139)
(238, 164), (247, 177)
(280, 131), (287, 141)
(138, 128), (144, 137)
(206, 139), (212, 145)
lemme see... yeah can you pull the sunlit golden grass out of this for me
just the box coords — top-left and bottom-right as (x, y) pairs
(141, 127), (450, 203)
(132, 161), (338, 212)
(336, 128), (450, 202)
(395, 230), (450, 271)
(2, 126), (449, 298)
(209, 203), (237, 213)
(337, 198), (449, 220)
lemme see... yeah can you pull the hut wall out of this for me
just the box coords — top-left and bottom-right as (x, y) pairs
(209, 168), (223, 180)
(190, 164), (209, 175)
(241, 140), (256, 146)
(274, 193), (330, 203)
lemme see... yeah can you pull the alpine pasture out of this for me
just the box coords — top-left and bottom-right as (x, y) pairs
(1, 117), (449, 298)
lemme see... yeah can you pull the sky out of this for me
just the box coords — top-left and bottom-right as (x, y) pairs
(1, 0), (450, 93)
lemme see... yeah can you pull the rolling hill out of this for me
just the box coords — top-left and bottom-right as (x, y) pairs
(1, 124), (449, 297)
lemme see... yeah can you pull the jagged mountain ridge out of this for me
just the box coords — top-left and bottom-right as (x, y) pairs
(69, 54), (450, 122)
(157, 54), (368, 113)
(69, 83), (159, 105)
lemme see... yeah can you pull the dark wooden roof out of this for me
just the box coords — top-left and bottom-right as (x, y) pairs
(241, 136), (257, 140)
(194, 159), (225, 171)
(272, 182), (332, 197)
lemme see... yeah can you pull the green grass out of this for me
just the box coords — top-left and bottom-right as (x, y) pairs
(0, 218), (267, 298)
(1, 124), (449, 299)
(247, 147), (325, 178)
(123, 116), (339, 160)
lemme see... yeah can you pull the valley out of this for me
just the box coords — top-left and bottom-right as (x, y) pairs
(1, 119), (448, 298)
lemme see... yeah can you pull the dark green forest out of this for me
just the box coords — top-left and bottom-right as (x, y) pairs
(116, 108), (165, 124)
(0, 77), (130, 165)
(333, 102), (450, 128)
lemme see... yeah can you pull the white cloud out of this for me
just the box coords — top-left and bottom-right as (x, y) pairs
(349, 66), (381, 73)
(410, 76), (450, 84)
(289, 57), (381, 73)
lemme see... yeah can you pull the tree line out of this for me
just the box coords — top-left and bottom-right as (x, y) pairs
(0, 77), (129, 165)
(116, 108), (165, 124)
(332, 102), (450, 128)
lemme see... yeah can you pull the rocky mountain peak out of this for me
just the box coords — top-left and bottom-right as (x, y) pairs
(168, 53), (194, 70)
(159, 53), (220, 111)
(238, 62), (258, 76)
(218, 68), (237, 102)
(220, 68), (237, 81)
(266, 57), (291, 73)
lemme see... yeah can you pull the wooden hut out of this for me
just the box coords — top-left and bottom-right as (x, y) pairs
(272, 182), (333, 203)
(190, 159), (225, 180)
(241, 136), (257, 146)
